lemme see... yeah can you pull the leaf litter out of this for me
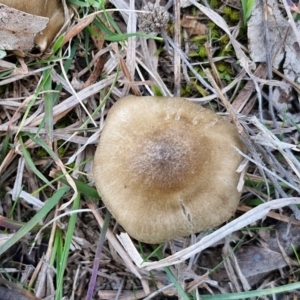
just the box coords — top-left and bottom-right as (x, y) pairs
(0, 0), (300, 299)
(0, 4), (48, 53)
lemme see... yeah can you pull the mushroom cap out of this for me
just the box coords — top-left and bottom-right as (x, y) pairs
(93, 96), (247, 244)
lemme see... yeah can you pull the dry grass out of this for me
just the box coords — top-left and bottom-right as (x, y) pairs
(1, 0), (300, 299)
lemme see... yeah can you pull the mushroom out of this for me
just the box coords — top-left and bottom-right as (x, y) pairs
(93, 96), (247, 244)
(0, 0), (66, 55)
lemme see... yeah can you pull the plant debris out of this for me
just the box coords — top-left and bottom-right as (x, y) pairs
(0, 0), (300, 298)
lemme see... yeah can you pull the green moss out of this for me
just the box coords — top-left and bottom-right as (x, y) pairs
(191, 67), (206, 78)
(181, 80), (207, 97)
(223, 6), (232, 16)
(208, 22), (216, 30)
(36, 149), (48, 158)
(217, 62), (233, 73)
(57, 141), (67, 158)
(219, 34), (230, 45)
(191, 80), (207, 96)
(181, 84), (193, 97)
(190, 35), (207, 43)
(210, 0), (220, 9)
(220, 44), (233, 56)
(166, 22), (174, 36)
(211, 28), (220, 40)
(216, 62), (233, 82)
(187, 36), (208, 58)
(222, 6), (240, 25)
(230, 10), (240, 22)
(191, 6), (198, 15)
(198, 46), (207, 58)
(188, 52), (200, 58)
(57, 147), (65, 157)
(187, 45), (207, 58)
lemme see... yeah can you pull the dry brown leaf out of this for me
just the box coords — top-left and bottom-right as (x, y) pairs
(232, 64), (267, 114)
(63, 14), (95, 46)
(181, 14), (207, 36)
(262, 222), (300, 256)
(237, 246), (292, 278)
(248, 0), (300, 122)
(0, 4), (48, 53)
(0, 0), (68, 56)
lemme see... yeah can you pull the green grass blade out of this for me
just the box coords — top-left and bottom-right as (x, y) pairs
(156, 250), (190, 300)
(241, 0), (255, 25)
(0, 185), (69, 256)
(52, 35), (65, 53)
(59, 175), (100, 199)
(55, 193), (80, 300)
(23, 133), (58, 162)
(0, 130), (11, 165)
(50, 228), (62, 269)
(200, 281), (300, 299)
(43, 68), (54, 146)
(19, 136), (54, 188)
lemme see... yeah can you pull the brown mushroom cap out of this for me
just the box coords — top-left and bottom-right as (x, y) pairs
(93, 96), (247, 244)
